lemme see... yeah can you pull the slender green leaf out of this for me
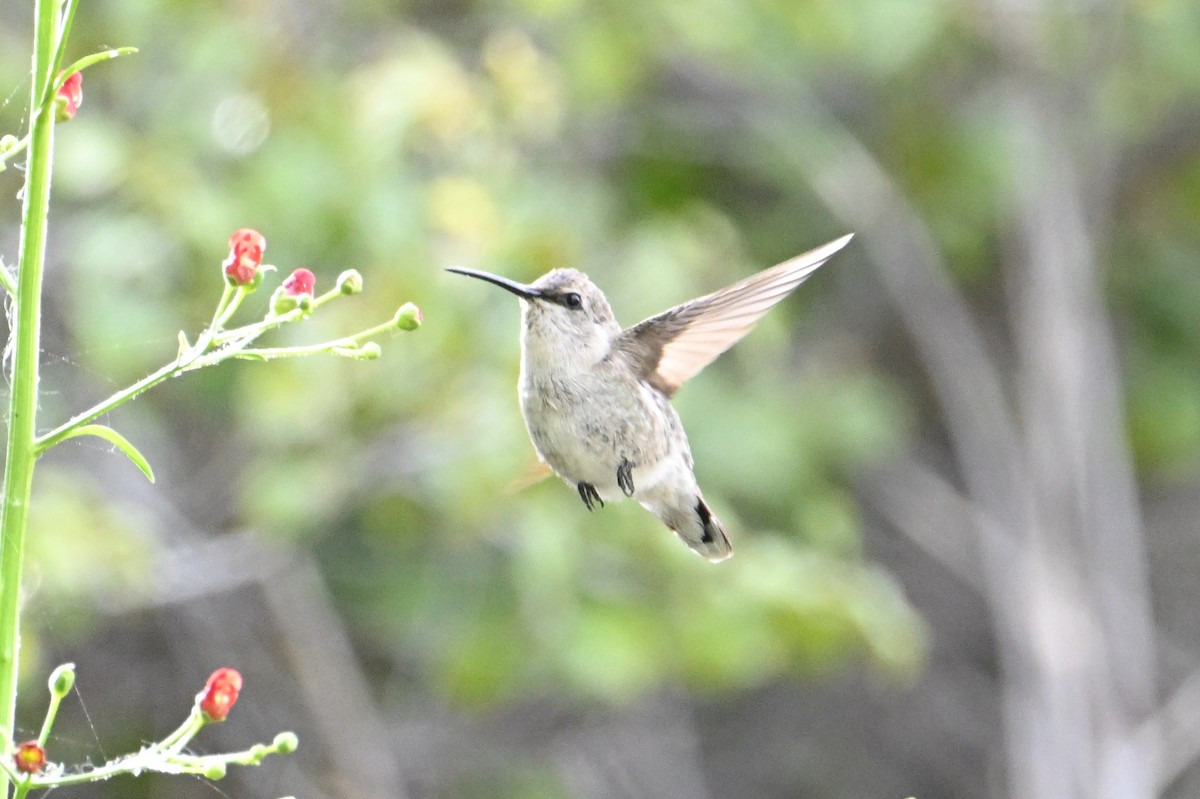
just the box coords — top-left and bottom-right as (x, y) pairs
(57, 424), (155, 483)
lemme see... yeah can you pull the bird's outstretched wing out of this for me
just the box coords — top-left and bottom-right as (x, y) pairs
(612, 234), (852, 397)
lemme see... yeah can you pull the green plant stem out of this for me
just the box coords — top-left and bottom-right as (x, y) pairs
(205, 284), (238, 340)
(234, 315), (400, 360)
(6, 722), (289, 790)
(0, 1), (59, 791)
(35, 352), (201, 455)
(153, 707), (204, 755)
(33, 299), (400, 453)
(33, 308), (294, 453)
(0, 46), (136, 173)
(46, 0), (79, 95)
(35, 687), (64, 749)
(209, 285), (338, 348)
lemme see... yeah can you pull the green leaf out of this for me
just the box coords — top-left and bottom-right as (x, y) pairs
(58, 424), (155, 483)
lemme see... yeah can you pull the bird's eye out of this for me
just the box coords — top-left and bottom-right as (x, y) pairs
(563, 292), (583, 310)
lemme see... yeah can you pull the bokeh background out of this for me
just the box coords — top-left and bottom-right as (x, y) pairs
(1, 1), (1199, 797)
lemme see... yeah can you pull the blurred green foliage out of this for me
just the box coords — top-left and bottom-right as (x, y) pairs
(2, 0), (932, 710)
(1, 1), (1197, 787)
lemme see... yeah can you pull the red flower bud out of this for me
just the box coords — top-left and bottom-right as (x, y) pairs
(14, 741), (45, 775)
(228, 228), (266, 253)
(198, 667), (242, 722)
(282, 268), (316, 297)
(56, 72), (82, 121)
(222, 228), (267, 286)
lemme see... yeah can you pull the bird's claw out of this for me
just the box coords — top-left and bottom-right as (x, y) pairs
(617, 458), (635, 497)
(577, 481), (604, 511)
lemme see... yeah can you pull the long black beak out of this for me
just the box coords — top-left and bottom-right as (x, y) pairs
(446, 266), (542, 300)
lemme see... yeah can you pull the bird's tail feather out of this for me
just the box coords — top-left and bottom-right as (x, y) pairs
(652, 495), (732, 562)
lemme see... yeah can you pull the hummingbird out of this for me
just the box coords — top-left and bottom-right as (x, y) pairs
(447, 233), (853, 562)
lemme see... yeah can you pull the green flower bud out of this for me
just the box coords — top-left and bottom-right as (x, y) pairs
(203, 761), (228, 780)
(332, 341), (382, 361)
(273, 732), (299, 754)
(394, 302), (422, 331)
(246, 263), (274, 291)
(269, 289), (310, 316)
(336, 269), (363, 295)
(49, 662), (76, 699)
(270, 286), (296, 315)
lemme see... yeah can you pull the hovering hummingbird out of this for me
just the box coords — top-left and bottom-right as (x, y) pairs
(448, 233), (853, 562)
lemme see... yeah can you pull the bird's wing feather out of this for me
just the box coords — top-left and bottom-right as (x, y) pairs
(505, 457), (554, 493)
(613, 234), (852, 396)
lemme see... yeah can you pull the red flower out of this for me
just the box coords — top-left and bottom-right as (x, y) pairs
(223, 228), (266, 286)
(282, 268), (316, 297)
(13, 741), (45, 775)
(198, 667), (242, 722)
(56, 71), (82, 121)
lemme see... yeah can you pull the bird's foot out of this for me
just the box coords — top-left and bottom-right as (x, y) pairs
(577, 481), (604, 511)
(617, 458), (635, 497)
